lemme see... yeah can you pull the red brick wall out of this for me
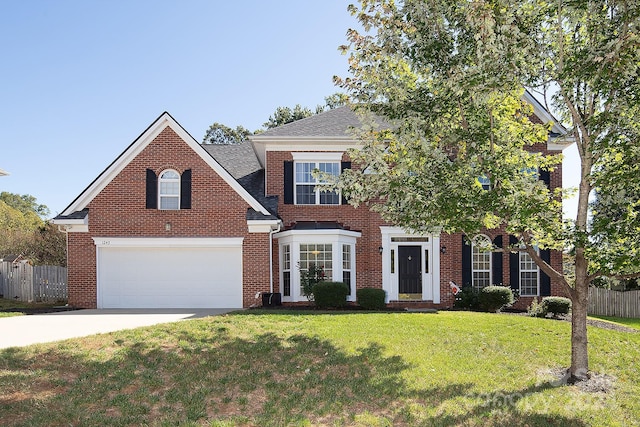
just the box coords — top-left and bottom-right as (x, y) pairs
(66, 126), (271, 308)
(267, 143), (565, 310)
(267, 151), (387, 294)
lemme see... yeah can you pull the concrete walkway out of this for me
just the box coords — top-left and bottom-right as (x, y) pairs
(0, 308), (237, 349)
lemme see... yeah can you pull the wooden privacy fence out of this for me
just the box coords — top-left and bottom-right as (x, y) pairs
(0, 261), (67, 303)
(588, 287), (640, 318)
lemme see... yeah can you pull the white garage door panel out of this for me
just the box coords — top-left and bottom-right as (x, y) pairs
(98, 246), (242, 308)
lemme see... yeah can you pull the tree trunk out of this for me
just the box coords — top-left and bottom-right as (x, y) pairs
(569, 268), (589, 383)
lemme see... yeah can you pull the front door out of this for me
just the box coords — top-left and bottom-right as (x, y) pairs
(398, 246), (422, 299)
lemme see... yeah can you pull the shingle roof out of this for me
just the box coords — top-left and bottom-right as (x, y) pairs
(201, 142), (261, 180)
(202, 141), (278, 219)
(255, 106), (369, 138)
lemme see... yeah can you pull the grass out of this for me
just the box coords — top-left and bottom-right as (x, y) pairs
(0, 310), (638, 426)
(0, 298), (61, 318)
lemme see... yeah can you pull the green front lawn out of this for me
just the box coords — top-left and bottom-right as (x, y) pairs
(1, 310), (638, 426)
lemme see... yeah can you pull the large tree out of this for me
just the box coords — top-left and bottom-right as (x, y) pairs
(0, 192), (65, 265)
(335, 0), (640, 382)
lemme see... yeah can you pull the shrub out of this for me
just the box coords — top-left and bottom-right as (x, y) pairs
(454, 287), (480, 310)
(542, 296), (571, 317)
(300, 264), (325, 302)
(527, 298), (546, 317)
(478, 286), (514, 312)
(313, 282), (349, 309)
(356, 288), (386, 310)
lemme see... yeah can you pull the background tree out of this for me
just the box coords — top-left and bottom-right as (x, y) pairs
(335, 0), (640, 382)
(202, 123), (253, 144)
(0, 192), (65, 265)
(202, 93), (350, 143)
(263, 104), (317, 129)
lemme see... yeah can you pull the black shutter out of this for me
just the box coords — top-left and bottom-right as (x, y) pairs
(509, 235), (520, 292)
(284, 161), (294, 205)
(180, 169), (192, 209)
(341, 161), (351, 205)
(540, 169), (551, 189)
(492, 235), (503, 286)
(540, 249), (551, 296)
(146, 169), (157, 209)
(461, 235), (472, 288)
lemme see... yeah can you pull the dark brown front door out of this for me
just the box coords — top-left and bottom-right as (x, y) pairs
(399, 246), (422, 298)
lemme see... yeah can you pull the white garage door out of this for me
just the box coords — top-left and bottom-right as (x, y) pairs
(94, 238), (243, 309)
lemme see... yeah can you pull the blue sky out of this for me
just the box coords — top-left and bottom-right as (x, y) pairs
(0, 0), (579, 218)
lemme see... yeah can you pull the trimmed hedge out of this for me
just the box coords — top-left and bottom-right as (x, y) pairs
(313, 282), (349, 309)
(356, 288), (386, 310)
(543, 296), (572, 317)
(479, 286), (515, 312)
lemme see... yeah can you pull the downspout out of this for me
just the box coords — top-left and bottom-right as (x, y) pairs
(269, 221), (282, 294)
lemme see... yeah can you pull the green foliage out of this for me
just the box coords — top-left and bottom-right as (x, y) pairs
(454, 287), (480, 311)
(202, 122), (252, 144)
(312, 281), (350, 309)
(356, 287), (386, 310)
(527, 298), (546, 318)
(542, 297), (572, 318)
(337, 0), (640, 377)
(528, 296), (572, 318)
(0, 192), (49, 219)
(0, 193), (64, 265)
(263, 104), (315, 129)
(478, 286), (515, 313)
(300, 264), (326, 301)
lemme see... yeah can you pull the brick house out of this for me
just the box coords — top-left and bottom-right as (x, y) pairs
(54, 95), (571, 310)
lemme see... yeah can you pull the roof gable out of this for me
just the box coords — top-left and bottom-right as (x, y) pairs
(59, 112), (271, 217)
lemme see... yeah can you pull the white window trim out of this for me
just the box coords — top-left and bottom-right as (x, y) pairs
(293, 160), (341, 205)
(275, 229), (360, 302)
(159, 169), (180, 210)
(519, 250), (540, 297)
(471, 234), (492, 291)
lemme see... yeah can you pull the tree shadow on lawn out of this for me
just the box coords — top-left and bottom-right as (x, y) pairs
(0, 324), (586, 426)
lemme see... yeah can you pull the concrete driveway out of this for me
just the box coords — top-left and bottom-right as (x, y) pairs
(0, 308), (238, 349)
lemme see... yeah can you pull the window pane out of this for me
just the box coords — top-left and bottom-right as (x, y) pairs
(318, 162), (340, 181)
(282, 245), (290, 270)
(160, 181), (179, 195)
(160, 170), (179, 179)
(472, 235), (491, 290)
(299, 243), (332, 281)
(343, 245), (351, 270)
(283, 272), (291, 297)
(343, 271), (351, 295)
(160, 197), (179, 210)
(295, 162), (314, 183)
(319, 190), (340, 205)
(296, 185), (315, 204)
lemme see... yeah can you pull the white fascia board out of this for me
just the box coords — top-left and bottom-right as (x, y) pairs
(292, 152), (344, 161)
(62, 113), (271, 217)
(92, 237), (244, 248)
(52, 215), (89, 233)
(247, 219), (282, 233)
(250, 136), (359, 167)
(274, 228), (362, 240)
